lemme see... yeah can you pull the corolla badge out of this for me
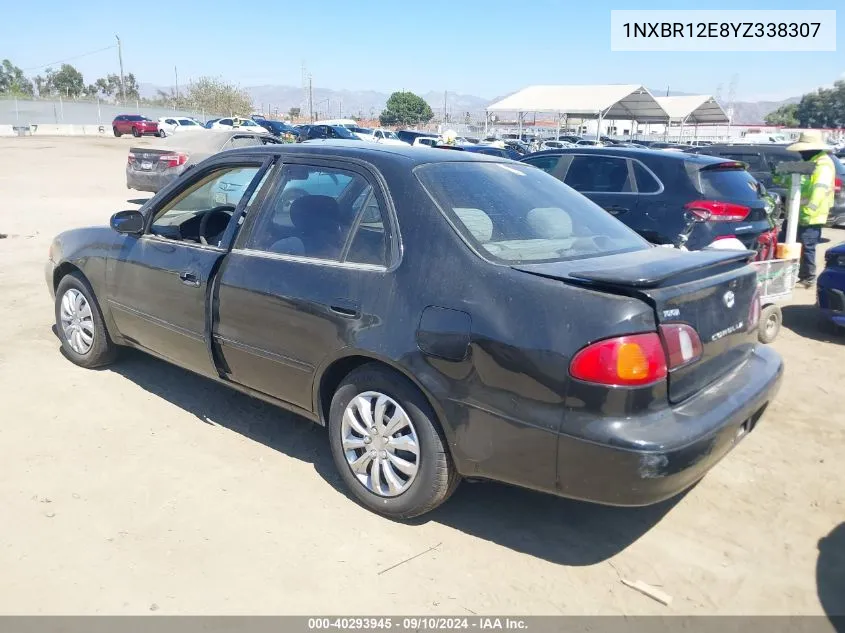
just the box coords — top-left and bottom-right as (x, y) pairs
(723, 290), (735, 308)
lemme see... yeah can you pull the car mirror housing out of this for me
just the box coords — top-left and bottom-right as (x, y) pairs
(110, 209), (145, 235)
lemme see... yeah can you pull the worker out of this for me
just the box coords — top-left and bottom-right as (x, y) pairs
(784, 130), (836, 288)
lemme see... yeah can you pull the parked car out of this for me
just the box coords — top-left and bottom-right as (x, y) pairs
(48, 142), (782, 518)
(356, 128), (406, 146)
(396, 130), (439, 145)
(412, 136), (440, 147)
(112, 115), (159, 138)
(204, 118), (220, 129)
(556, 135), (582, 143)
(210, 117), (266, 132)
(687, 144), (845, 228)
(296, 125), (361, 142)
(575, 140), (603, 147)
(435, 143), (522, 160)
(818, 242), (845, 330)
(126, 129), (279, 193)
(257, 120), (298, 137)
(157, 117), (204, 137)
(521, 147), (779, 257)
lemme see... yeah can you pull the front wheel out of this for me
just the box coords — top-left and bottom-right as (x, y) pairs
(328, 364), (459, 518)
(131, 127), (140, 137)
(113, 127), (121, 137)
(55, 272), (117, 368)
(159, 129), (167, 138)
(758, 304), (782, 344)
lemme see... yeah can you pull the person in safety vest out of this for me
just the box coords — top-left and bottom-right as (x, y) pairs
(784, 130), (836, 288)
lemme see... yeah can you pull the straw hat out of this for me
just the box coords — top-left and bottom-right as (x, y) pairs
(787, 130), (830, 152)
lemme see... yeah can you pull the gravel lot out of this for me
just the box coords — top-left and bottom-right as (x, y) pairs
(0, 136), (843, 616)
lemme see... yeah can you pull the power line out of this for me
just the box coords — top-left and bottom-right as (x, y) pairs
(22, 45), (118, 72)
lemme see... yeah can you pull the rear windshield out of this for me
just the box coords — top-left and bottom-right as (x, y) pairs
(690, 165), (762, 202)
(415, 162), (648, 264)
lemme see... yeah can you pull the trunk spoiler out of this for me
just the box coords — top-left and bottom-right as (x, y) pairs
(513, 247), (754, 289)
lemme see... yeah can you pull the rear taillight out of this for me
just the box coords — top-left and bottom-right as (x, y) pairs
(570, 333), (668, 387)
(748, 285), (761, 331)
(659, 324), (703, 369)
(835, 177), (842, 194)
(127, 152), (135, 164)
(684, 200), (751, 222)
(159, 152), (187, 168)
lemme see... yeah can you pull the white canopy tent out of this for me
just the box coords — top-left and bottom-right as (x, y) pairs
(485, 84), (669, 139)
(646, 95), (729, 140)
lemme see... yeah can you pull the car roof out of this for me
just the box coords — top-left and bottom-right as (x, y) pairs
(218, 139), (512, 165)
(698, 144), (795, 153)
(524, 146), (731, 165)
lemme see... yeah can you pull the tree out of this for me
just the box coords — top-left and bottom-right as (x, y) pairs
(379, 91), (433, 127)
(764, 103), (799, 127)
(181, 77), (252, 115)
(776, 80), (845, 128)
(0, 59), (34, 96)
(288, 106), (301, 119)
(49, 64), (85, 98)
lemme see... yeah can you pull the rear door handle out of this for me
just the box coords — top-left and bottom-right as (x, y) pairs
(330, 299), (360, 318)
(179, 271), (200, 287)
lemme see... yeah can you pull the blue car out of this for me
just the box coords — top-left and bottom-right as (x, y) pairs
(818, 241), (845, 329)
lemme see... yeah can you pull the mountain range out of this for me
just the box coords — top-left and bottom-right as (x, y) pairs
(139, 83), (795, 124)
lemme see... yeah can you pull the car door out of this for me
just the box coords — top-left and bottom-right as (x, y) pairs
(106, 155), (274, 377)
(213, 159), (395, 412)
(560, 154), (637, 219)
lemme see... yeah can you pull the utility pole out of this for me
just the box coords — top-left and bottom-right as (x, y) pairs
(116, 35), (125, 103)
(174, 66), (179, 100)
(443, 90), (448, 125)
(308, 75), (314, 123)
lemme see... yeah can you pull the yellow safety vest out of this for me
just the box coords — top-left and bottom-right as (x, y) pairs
(799, 152), (836, 226)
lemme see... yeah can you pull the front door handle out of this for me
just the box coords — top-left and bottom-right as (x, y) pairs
(605, 206), (629, 215)
(179, 271), (200, 287)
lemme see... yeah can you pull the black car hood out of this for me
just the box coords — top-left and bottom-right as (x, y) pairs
(512, 246), (754, 289)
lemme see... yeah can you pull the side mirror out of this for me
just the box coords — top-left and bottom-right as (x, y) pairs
(110, 210), (144, 235)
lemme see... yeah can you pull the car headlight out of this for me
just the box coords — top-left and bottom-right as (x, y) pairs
(828, 255), (845, 268)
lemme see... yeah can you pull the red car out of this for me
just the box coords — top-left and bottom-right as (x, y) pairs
(112, 115), (161, 138)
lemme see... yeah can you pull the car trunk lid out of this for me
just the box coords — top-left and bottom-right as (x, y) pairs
(514, 247), (759, 403)
(128, 146), (188, 173)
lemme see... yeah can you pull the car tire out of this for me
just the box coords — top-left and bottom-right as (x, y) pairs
(328, 364), (459, 519)
(54, 272), (118, 369)
(159, 129), (167, 138)
(758, 304), (782, 344)
(113, 127), (121, 137)
(132, 127), (140, 138)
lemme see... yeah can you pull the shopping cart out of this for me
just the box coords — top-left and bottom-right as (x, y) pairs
(749, 257), (799, 343)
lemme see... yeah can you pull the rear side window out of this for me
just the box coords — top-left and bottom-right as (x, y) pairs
(416, 162), (647, 264)
(632, 161), (661, 193)
(692, 166), (762, 202)
(564, 156), (633, 193)
(523, 154), (570, 180)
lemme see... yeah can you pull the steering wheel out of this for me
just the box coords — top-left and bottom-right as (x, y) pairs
(199, 205), (236, 246)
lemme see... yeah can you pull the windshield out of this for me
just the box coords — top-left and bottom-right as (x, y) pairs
(416, 162), (648, 264)
(178, 119), (198, 126)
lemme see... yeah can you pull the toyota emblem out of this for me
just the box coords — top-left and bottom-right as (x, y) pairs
(723, 290), (735, 308)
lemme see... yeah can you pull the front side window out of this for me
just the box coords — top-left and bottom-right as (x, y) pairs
(150, 165), (262, 244)
(246, 164), (387, 264)
(416, 162), (647, 264)
(564, 156), (633, 193)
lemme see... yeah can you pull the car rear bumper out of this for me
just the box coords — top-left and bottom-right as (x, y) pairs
(45, 260), (56, 299)
(554, 345), (783, 506)
(126, 168), (177, 193)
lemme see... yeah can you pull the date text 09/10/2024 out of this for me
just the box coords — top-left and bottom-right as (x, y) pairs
(307, 618), (528, 630)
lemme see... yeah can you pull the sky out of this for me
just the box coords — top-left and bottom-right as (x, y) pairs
(1, 0), (842, 102)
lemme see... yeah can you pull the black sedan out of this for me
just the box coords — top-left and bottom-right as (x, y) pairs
(46, 142), (783, 518)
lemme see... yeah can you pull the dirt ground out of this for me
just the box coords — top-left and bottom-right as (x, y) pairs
(0, 136), (842, 616)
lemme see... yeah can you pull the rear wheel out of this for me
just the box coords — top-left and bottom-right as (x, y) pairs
(158, 129), (166, 138)
(758, 304), (782, 344)
(55, 272), (117, 368)
(113, 127), (121, 137)
(131, 127), (140, 137)
(328, 364), (459, 518)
